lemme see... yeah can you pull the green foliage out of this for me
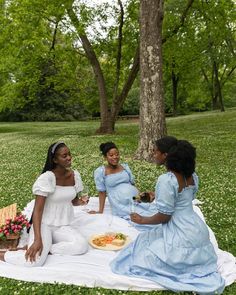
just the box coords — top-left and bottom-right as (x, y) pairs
(122, 86), (139, 115)
(0, 0), (90, 120)
(0, 0), (235, 121)
(163, 0), (236, 114)
(0, 109), (236, 293)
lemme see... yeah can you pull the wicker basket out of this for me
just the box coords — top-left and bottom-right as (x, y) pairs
(0, 233), (20, 250)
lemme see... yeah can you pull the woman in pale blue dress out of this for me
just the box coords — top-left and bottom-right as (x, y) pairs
(89, 142), (157, 227)
(111, 137), (225, 294)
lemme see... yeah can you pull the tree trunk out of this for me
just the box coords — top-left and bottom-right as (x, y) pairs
(212, 93), (219, 110)
(67, 1), (193, 135)
(110, 45), (140, 127)
(213, 61), (225, 112)
(201, 68), (217, 110)
(135, 0), (166, 162)
(67, 6), (114, 133)
(171, 64), (179, 116)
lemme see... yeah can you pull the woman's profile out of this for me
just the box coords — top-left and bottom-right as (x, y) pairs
(0, 141), (88, 266)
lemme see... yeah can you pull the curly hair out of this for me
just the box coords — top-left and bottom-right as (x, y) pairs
(99, 142), (118, 156)
(166, 140), (196, 178)
(155, 136), (178, 153)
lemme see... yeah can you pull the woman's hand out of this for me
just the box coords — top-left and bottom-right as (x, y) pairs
(149, 191), (155, 202)
(130, 213), (144, 224)
(88, 210), (103, 214)
(72, 197), (89, 206)
(25, 240), (43, 263)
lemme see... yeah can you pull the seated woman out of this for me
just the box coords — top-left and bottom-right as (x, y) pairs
(90, 142), (157, 221)
(111, 138), (225, 294)
(0, 141), (88, 266)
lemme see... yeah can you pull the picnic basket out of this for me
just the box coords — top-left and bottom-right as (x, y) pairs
(0, 203), (20, 250)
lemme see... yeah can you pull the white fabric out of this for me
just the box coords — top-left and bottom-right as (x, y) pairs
(0, 197), (235, 291)
(32, 170), (83, 196)
(41, 186), (76, 226)
(32, 171), (83, 226)
(5, 223), (88, 267)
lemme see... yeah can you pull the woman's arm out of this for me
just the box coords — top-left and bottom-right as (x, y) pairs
(71, 196), (87, 206)
(98, 191), (106, 213)
(25, 196), (46, 262)
(131, 212), (171, 225)
(89, 191), (106, 214)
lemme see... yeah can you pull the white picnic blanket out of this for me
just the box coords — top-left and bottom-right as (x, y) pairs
(0, 197), (235, 291)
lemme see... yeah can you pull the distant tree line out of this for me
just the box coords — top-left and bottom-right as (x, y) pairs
(0, 0), (235, 127)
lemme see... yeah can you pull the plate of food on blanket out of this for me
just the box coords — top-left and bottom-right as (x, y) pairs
(89, 232), (131, 250)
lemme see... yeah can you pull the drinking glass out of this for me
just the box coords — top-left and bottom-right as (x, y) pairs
(80, 186), (90, 212)
(129, 197), (137, 227)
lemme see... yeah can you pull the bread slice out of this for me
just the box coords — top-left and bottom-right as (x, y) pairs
(111, 239), (125, 246)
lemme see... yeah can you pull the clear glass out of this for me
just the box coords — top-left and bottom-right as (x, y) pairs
(80, 185), (90, 212)
(129, 197), (138, 227)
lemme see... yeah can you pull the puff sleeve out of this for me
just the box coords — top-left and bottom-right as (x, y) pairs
(122, 163), (135, 185)
(94, 166), (106, 192)
(155, 173), (178, 215)
(74, 170), (84, 193)
(32, 171), (56, 197)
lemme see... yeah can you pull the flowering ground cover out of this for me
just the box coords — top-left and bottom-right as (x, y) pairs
(0, 108), (235, 294)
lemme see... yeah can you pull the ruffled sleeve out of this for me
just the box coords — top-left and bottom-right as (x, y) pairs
(94, 166), (106, 192)
(74, 170), (84, 193)
(121, 163), (135, 185)
(32, 171), (56, 197)
(155, 172), (178, 215)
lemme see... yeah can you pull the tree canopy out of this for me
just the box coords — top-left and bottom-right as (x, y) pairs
(0, 0), (235, 127)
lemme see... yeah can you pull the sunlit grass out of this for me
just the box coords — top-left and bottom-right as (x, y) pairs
(0, 108), (235, 294)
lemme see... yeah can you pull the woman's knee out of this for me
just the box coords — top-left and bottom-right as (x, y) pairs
(76, 237), (88, 254)
(68, 235), (88, 255)
(24, 256), (47, 267)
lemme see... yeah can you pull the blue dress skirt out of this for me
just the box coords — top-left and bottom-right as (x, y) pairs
(110, 172), (225, 294)
(94, 164), (158, 230)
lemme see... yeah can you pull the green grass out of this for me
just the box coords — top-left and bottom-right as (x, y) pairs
(0, 108), (235, 294)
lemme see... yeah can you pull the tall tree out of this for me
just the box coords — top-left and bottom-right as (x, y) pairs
(136, 0), (195, 161)
(66, 0), (140, 133)
(135, 0), (166, 161)
(199, 0), (236, 112)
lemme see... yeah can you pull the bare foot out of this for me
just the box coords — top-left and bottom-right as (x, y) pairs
(9, 245), (27, 251)
(0, 251), (6, 261)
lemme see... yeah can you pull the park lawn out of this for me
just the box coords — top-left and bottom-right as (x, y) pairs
(0, 108), (235, 295)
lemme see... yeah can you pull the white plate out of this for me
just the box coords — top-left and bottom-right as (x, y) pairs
(89, 233), (131, 251)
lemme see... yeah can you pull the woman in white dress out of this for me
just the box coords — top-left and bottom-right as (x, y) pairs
(0, 141), (88, 266)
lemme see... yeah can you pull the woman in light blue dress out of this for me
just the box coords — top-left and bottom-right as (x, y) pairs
(111, 137), (225, 294)
(90, 142), (157, 225)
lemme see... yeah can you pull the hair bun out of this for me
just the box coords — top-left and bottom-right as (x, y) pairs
(99, 142), (117, 156)
(99, 143), (106, 152)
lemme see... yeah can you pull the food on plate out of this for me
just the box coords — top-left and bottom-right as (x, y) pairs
(114, 233), (126, 240)
(111, 239), (125, 246)
(92, 236), (106, 247)
(91, 232), (127, 248)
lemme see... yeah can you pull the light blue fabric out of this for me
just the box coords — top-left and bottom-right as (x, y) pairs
(111, 172), (225, 294)
(94, 164), (158, 229)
